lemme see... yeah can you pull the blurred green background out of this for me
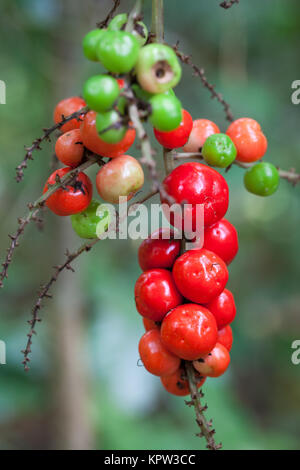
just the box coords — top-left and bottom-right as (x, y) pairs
(0, 0), (299, 450)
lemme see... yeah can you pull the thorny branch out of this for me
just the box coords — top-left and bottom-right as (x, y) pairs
(97, 0), (121, 28)
(16, 107), (88, 182)
(0, 155), (100, 289)
(173, 44), (234, 123)
(22, 189), (158, 370)
(220, 0), (240, 10)
(174, 152), (300, 186)
(185, 362), (222, 450)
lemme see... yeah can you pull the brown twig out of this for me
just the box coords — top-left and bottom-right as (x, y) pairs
(97, 0), (121, 28)
(220, 0), (239, 10)
(0, 155), (100, 289)
(22, 189), (157, 370)
(16, 107), (88, 182)
(174, 152), (300, 186)
(173, 44), (234, 122)
(185, 362), (222, 450)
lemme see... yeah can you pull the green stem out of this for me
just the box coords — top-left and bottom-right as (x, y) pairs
(126, 0), (144, 32)
(152, 0), (164, 42)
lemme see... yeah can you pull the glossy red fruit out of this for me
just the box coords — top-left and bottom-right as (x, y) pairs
(117, 78), (125, 89)
(139, 330), (180, 377)
(161, 367), (206, 397)
(204, 218), (238, 265)
(218, 325), (233, 352)
(43, 168), (93, 216)
(143, 318), (160, 332)
(80, 111), (135, 158)
(161, 303), (218, 360)
(206, 289), (236, 329)
(172, 249), (228, 304)
(183, 119), (220, 153)
(161, 162), (229, 230)
(193, 343), (230, 378)
(54, 97), (86, 133)
(55, 129), (84, 168)
(138, 229), (181, 272)
(154, 109), (193, 149)
(226, 118), (268, 163)
(135, 269), (183, 322)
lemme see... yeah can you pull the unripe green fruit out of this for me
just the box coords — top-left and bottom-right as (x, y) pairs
(132, 83), (175, 102)
(82, 29), (106, 62)
(202, 133), (237, 168)
(136, 44), (182, 94)
(71, 200), (111, 239)
(244, 162), (280, 196)
(149, 94), (182, 132)
(96, 30), (140, 74)
(83, 75), (120, 113)
(108, 13), (148, 46)
(96, 110), (126, 144)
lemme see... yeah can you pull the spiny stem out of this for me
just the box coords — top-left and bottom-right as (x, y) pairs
(185, 362), (222, 451)
(152, 0), (164, 43)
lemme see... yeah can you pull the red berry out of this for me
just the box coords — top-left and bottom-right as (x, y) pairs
(183, 119), (220, 153)
(172, 249), (228, 304)
(139, 330), (180, 377)
(143, 318), (160, 332)
(193, 343), (230, 378)
(117, 78), (125, 89)
(206, 289), (236, 329)
(54, 97), (86, 133)
(218, 325), (233, 352)
(138, 228), (181, 272)
(80, 111), (135, 158)
(203, 218), (238, 265)
(55, 129), (84, 168)
(154, 109), (193, 149)
(135, 269), (183, 322)
(161, 303), (218, 360)
(226, 118), (268, 163)
(43, 167), (93, 216)
(161, 367), (206, 397)
(161, 162), (229, 230)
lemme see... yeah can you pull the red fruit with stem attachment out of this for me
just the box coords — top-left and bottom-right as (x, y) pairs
(161, 303), (218, 360)
(161, 367), (206, 397)
(161, 162), (229, 230)
(226, 117), (268, 163)
(218, 325), (233, 352)
(55, 129), (84, 168)
(80, 111), (135, 158)
(203, 218), (238, 265)
(183, 119), (220, 153)
(138, 228), (181, 272)
(172, 249), (228, 304)
(193, 342), (230, 378)
(154, 109), (193, 149)
(43, 167), (93, 216)
(135, 269), (183, 322)
(54, 97), (86, 133)
(206, 288), (236, 329)
(139, 329), (180, 377)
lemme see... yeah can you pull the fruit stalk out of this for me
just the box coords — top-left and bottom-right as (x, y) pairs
(152, 0), (164, 43)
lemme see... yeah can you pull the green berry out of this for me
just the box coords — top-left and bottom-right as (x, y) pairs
(71, 200), (111, 239)
(244, 162), (280, 196)
(82, 29), (106, 62)
(96, 110), (126, 144)
(108, 13), (148, 46)
(149, 94), (182, 132)
(96, 30), (140, 74)
(132, 83), (175, 102)
(202, 133), (237, 168)
(83, 75), (120, 113)
(136, 44), (182, 94)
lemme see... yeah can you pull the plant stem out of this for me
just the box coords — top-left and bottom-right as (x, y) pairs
(163, 148), (175, 175)
(152, 0), (164, 42)
(125, 0), (144, 32)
